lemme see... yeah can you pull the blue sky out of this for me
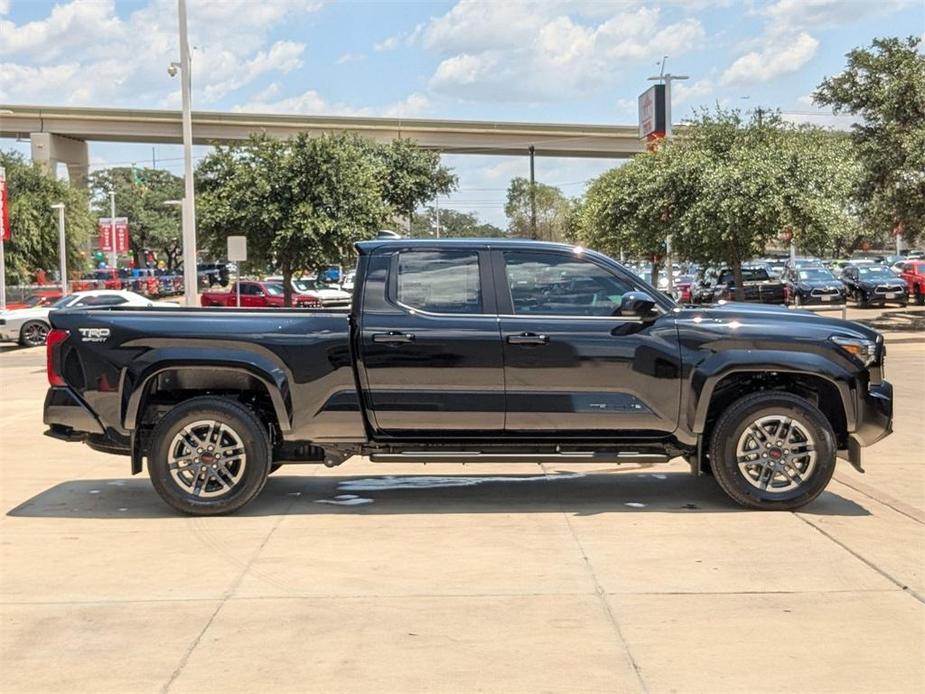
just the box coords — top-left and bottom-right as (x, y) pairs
(1, 0), (922, 225)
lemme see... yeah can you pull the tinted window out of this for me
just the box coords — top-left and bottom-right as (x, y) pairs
(396, 250), (481, 314)
(798, 268), (835, 281)
(240, 283), (260, 295)
(504, 251), (634, 316)
(857, 267), (894, 280)
(719, 268), (770, 284)
(75, 295), (128, 307)
(264, 283), (285, 296)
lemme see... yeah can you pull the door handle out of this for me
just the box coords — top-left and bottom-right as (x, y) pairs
(372, 331), (415, 344)
(507, 332), (549, 345)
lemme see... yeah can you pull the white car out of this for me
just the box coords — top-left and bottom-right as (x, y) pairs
(341, 270), (357, 293)
(266, 276), (352, 308)
(0, 290), (158, 347)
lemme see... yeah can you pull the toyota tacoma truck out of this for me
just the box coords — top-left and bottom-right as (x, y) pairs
(43, 239), (893, 515)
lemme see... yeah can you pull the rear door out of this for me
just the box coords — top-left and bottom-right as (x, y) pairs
(497, 248), (681, 436)
(358, 246), (505, 434)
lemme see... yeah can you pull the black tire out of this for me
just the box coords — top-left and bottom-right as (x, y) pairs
(709, 392), (837, 511)
(147, 396), (271, 515)
(855, 290), (867, 308)
(19, 320), (50, 347)
(914, 288), (924, 306)
(269, 463), (283, 474)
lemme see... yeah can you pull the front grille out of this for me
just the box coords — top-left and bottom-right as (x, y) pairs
(874, 285), (905, 295)
(810, 287), (841, 296)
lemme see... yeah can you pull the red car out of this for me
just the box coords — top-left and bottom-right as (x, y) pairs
(900, 260), (925, 305)
(4, 290), (63, 311)
(200, 281), (321, 308)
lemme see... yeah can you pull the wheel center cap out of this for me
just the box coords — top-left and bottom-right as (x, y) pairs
(200, 452), (216, 465)
(768, 447), (783, 460)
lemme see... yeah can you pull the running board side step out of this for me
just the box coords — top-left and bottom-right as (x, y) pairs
(368, 451), (670, 464)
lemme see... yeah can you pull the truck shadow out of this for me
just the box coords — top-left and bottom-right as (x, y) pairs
(6, 470), (869, 519)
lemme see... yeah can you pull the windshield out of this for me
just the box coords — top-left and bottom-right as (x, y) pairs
(720, 268), (770, 283)
(263, 283), (285, 296)
(798, 268), (836, 281)
(52, 294), (80, 308)
(857, 267), (895, 280)
(293, 278), (328, 291)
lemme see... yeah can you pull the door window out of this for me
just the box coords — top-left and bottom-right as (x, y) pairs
(396, 250), (482, 314)
(240, 283), (260, 295)
(503, 251), (635, 316)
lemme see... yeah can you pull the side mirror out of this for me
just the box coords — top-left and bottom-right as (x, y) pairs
(619, 291), (657, 318)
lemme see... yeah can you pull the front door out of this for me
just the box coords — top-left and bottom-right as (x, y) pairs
(359, 247), (505, 435)
(497, 249), (681, 437)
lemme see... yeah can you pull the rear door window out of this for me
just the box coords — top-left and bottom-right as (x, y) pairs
(396, 250), (482, 314)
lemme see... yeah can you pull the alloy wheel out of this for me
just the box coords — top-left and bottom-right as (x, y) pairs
(735, 414), (817, 493)
(167, 419), (247, 498)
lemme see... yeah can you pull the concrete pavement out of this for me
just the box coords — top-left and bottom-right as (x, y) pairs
(0, 336), (923, 693)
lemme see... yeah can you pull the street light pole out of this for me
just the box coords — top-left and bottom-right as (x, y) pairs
(648, 64), (688, 296)
(108, 190), (117, 269)
(51, 204), (67, 294)
(176, 0), (198, 305)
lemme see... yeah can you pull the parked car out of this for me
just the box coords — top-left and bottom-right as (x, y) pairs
(341, 270), (357, 293)
(3, 290), (63, 311)
(200, 281), (321, 308)
(266, 276), (352, 309)
(781, 266), (846, 306)
(899, 260), (925, 305)
(710, 265), (786, 304)
(0, 290), (157, 346)
(671, 274), (696, 303)
(44, 239), (892, 515)
(840, 265), (907, 307)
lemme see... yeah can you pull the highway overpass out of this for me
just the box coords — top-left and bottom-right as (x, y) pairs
(0, 104), (644, 187)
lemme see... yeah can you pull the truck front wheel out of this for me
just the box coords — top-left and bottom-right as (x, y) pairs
(709, 392), (837, 510)
(147, 396), (271, 515)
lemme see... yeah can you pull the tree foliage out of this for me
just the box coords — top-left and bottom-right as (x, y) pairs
(574, 109), (859, 299)
(411, 207), (504, 238)
(814, 35), (925, 244)
(197, 133), (392, 305)
(1, 150), (93, 285)
(376, 139), (457, 231)
(505, 177), (572, 241)
(88, 166), (184, 269)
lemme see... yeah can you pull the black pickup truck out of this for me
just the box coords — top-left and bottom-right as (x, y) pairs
(43, 239), (893, 515)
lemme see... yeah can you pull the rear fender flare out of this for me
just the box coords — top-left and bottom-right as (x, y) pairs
(122, 348), (292, 432)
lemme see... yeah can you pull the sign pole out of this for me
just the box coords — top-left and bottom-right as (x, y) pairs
(0, 165), (7, 311)
(226, 236), (247, 309)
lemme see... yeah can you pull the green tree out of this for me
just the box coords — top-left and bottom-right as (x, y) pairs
(505, 177), (571, 241)
(1, 150), (93, 286)
(197, 133), (391, 306)
(376, 139), (457, 232)
(575, 109), (859, 298)
(814, 36), (925, 244)
(411, 207), (504, 238)
(88, 167), (184, 269)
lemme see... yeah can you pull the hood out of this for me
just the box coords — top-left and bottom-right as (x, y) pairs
(797, 278), (841, 288)
(676, 302), (880, 341)
(0, 306), (52, 321)
(858, 277), (904, 288)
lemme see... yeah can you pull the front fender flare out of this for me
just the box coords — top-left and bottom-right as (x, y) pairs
(689, 350), (858, 434)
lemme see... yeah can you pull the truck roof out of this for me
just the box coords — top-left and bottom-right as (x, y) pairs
(356, 237), (581, 254)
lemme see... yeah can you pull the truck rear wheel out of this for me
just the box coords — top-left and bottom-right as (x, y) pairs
(709, 392), (837, 510)
(147, 396), (270, 515)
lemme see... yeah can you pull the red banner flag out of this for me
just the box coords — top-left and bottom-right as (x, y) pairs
(98, 217), (130, 253)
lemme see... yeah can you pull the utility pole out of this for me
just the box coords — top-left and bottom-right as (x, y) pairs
(51, 204), (67, 294)
(174, 0), (198, 305)
(108, 190), (117, 269)
(648, 60), (687, 294)
(528, 145), (537, 240)
(434, 195), (441, 238)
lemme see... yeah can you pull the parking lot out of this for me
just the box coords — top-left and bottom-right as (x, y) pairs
(1, 318), (923, 694)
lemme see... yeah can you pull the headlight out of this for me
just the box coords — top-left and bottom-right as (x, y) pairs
(830, 335), (878, 366)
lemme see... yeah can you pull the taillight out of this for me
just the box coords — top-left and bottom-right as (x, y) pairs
(46, 329), (70, 386)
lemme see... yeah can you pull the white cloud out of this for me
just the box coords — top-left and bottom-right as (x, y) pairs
(336, 52), (365, 65)
(423, 3), (705, 102)
(374, 35), (401, 52)
(0, 0), (324, 107)
(762, 0), (916, 32)
(234, 90), (431, 119)
(673, 79), (713, 104)
(721, 32), (818, 85)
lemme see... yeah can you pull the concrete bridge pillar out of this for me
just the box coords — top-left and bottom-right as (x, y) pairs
(30, 133), (90, 188)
